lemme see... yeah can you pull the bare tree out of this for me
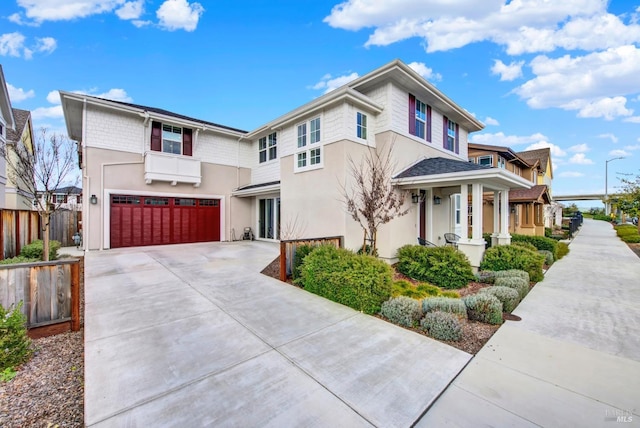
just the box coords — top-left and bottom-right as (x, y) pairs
(342, 142), (411, 255)
(0, 128), (78, 261)
(279, 213), (308, 241)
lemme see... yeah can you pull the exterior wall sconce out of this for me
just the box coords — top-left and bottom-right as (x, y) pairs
(90, 194), (98, 205)
(510, 206), (516, 214)
(411, 193), (420, 204)
(433, 196), (442, 205)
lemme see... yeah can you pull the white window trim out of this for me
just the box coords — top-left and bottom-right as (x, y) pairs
(478, 155), (493, 166)
(294, 115), (324, 173)
(258, 132), (278, 164)
(415, 99), (426, 140)
(356, 111), (368, 142)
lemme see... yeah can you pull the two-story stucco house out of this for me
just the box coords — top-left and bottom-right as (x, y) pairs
(61, 60), (532, 267)
(0, 65), (16, 209)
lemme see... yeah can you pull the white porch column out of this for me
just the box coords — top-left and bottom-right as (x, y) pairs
(459, 184), (468, 240)
(457, 182), (486, 271)
(491, 190), (500, 247)
(496, 189), (511, 245)
(426, 188), (434, 243)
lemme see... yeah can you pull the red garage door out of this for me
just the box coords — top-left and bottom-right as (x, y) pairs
(110, 195), (221, 248)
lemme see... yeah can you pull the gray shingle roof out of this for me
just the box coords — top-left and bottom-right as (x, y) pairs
(395, 157), (490, 179)
(6, 108), (30, 142)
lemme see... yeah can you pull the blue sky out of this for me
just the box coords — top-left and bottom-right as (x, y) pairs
(1, 0), (639, 208)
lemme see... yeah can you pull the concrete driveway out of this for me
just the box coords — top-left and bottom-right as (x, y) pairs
(84, 241), (471, 427)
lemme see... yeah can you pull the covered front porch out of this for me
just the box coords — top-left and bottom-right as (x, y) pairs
(393, 158), (532, 268)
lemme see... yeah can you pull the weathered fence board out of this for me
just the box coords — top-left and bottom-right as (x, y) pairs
(279, 236), (344, 281)
(0, 259), (80, 331)
(49, 210), (81, 247)
(0, 209), (41, 260)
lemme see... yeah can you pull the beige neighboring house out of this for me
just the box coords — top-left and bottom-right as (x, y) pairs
(37, 186), (82, 211)
(61, 60), (533, 267)
(5, 108), (35, 210)
(468, 143), (553, 236)
(0, 65), (16, 209)
(517, 147), (562, 229)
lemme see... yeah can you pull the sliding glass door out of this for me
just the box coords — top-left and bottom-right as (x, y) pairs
(258, 197), (280, 240)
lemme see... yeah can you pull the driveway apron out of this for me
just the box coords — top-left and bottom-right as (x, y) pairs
(84, 241), (471, 427)
(419, 219), (640, 427)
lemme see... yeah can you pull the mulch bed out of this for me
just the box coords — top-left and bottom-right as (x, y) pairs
(260, 255), (514, 355)
(628, 243), (640, 259)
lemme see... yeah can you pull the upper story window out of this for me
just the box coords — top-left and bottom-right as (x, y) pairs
(497, 156), (506, 169)
(443, 116), (459, 153)
(408, 94), (431, 142)
(357, 112), (367, 139)
(296, 117), (322, 171)
(150, 121), (193, 156)
(259, 132), (277, 163)
(54, 194), (67, 203)
(478, 155), (492, 166)
(514, 165), (521, 175)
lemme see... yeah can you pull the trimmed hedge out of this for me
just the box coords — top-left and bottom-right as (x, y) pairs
(392, 280), (460, 299)
(292, 244), (314, 280)
(463, 294), (503, 325)
(494, 269), (530, 282)
(421, 311), (463, 341)
(475, 271), (496, 284)
(480, 245), (544, 282)
(0, 256), (39, 265)
(20, 239), (61, 261)
(511, 234), (558, 260)
(512, 241), (538, 253)
(538, 250), (554, 266)
(479, 286), (520, 313)
(422, 297), (467, 318)
(556, 242), (570, 259)
(380, 296), (423, 327)
(299, 245), (393, 314)
(494, 276), (529, 300)
(396, 245), (475, 289)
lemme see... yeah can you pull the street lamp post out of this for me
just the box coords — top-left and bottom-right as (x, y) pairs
(605, 156), (624, 215)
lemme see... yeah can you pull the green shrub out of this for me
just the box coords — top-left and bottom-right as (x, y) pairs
(493, 269), (530, 282)
(538, 250), (554, 266)
(483, 233), (492, 248)
(299, 245), (393, 314)
(556, 242), (570, 259)
(440, 290), (461, 298)
(480, 245), (544, 282)
(512, 241), (538, 253)
(19, 240), (61, 261)
(0, 256), (39, 265)
(392, 280), (460, 299)
(0, 302), (33, 373)
(479, 286), (520, 313)
(545, 227), (553, 238)
(356, 244), (378, 257)
(463, 294), (503, 325)
(292, 244), (314, 280)
(494, 276), (529, 300)
(396, 245), (474, 289)
(421, 311), (463, 341)
(422, 297), (467, 318)
(380, 296), (423, 327)
(622, 235), (640, 243)
(511, 234), (558, 260)
(475, 271), (496, 284)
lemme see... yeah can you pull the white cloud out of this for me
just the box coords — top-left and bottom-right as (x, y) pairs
(31, 105), (63, 120)
(7, 83), (35, 102)
(484, 116), (499, 126)
(35, 37), (57, 54)
(46, 90), (61, 104)
(608, 149), (629, 157)
(568, 153), (594, 164)
(92, 88), (133, 102)
(513, 46), (640, 118)
(157, 0), (204, 32)
(116, 0), (144, 20)
(568, 143), (589, 153)
(558, 171), (585, 178)
(323, 0), (636, 54)
(16, 0), (128, 23)
(33, 87), (132, 122)
(624, 144), (640, 151)
(470, 131), (549, 147)
(623, 116), (640, 123)
(407, 62), (441, 81)
(312, 72), (359, 94)
(491, 60), (524, 81)
(0, 32), (26, 57)
(525, 141), (567, 157)
(132, 19), (151, 27)
(597, 133), (618, 143)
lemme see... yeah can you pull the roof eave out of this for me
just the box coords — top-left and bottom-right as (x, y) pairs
(392, 168), (533, 190)
(232, 183), (281, 197)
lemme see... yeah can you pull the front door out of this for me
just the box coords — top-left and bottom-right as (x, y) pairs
(258, 197), (280, 239)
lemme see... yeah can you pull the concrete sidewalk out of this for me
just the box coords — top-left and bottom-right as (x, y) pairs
(84, 241), (471, 427)
(419, 219), (640, 427)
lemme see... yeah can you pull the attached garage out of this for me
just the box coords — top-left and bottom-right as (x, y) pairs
(110, 195), (221, 248)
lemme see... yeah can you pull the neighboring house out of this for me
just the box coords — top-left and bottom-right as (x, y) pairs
(468, 143), (552, 236)
(517, 147), (562, 229)
(37, 186), (82, 211)
(5, 108), (36, 210)
(0, 65), (16, 209)
(60, 60), (532, 268)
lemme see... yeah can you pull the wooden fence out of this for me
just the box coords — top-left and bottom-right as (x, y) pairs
(49, 210), (82, 247)
(0, 259), (80, 337)
(0, 209), (40, 260)
(279, 236), (344, 281)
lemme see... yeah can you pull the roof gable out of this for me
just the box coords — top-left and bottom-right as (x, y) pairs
(6, 108), (31, 143)
(395, 157), (490, 179)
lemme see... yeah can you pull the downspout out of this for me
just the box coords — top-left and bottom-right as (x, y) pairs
(81, 98), (89, 251)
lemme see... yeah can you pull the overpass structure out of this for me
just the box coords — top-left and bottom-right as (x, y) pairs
(553, 194), (605, 201)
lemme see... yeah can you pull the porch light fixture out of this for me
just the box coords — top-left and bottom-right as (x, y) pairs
(90, 194), (98, 205)
(433, 196), (442, 205)
(411, 193), (420, 204)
